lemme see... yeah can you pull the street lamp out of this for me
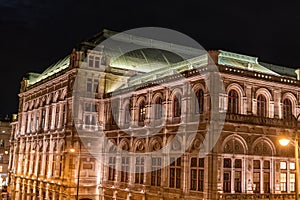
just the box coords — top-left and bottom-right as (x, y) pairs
(279, 113), (300, 200)
(70, 141), (82, 200)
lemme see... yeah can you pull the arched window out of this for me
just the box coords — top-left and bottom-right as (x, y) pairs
(257, 94), (267, 117)
(155, 97), (162, 119)
(139, 100), (146, 122)
(228, 90), (239, 114)
(195, 89), (204, 114)
(283, 99), (292, 119)
(173, 94), (181, 117)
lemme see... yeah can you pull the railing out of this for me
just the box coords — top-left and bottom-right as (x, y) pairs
(219, 193), (298, 200)
(226, 113), (298, 128)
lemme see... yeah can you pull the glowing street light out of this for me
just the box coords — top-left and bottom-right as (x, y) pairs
(279, 114), (300, 200)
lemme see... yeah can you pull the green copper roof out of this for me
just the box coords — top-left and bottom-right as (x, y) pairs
(218, 50), (280, 76)
(28, 56), (69, 86)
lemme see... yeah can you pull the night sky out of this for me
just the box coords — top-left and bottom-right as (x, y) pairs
(1, 0), (300, 117)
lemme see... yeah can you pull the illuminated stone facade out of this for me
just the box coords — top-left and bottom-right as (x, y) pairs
(8, 29), (300, 200)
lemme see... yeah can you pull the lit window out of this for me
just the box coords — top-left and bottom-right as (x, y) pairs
(280, 173), (287, 191)
(290, 173), (295, 192)
(280, 162), (287, 170)
(290, 162), (295, 170)
(1, 130), (5, 134)
(139, 100), (146, 122)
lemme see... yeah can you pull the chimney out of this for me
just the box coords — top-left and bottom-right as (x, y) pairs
(295, 69), (300, 80)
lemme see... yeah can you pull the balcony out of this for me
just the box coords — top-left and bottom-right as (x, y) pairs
(219, 193), (298, 200)
(225, 113), (297, 128)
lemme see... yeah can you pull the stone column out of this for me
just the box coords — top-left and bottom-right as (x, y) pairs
(245, 85), (253, 114)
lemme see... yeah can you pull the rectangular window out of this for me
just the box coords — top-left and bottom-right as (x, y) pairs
(135, 157), (144, 184)
(151, 157), (161, 186)
(253, 160), (261, 193)
(170, 157), (181, 189)
(55, 106), (59, 127)
(88, 55), (94, 67)
(108, 157), (116, 181)
(223, 171), (231, 193)
(41, 109), (46, 129)
(36, 116), (39, 131)
(190, 157), (204, 191)
(290, 162), (295, 170)
(95, 57), (100, 68)
(280, 173), (287, 192)
(280, 162), (287, 170)
(290, 173), (295, 192)
(263, 161), (270, 193)
(121, 157), (129, 182)
(87, 78), (92, 92)
(93, 79), (99, 93)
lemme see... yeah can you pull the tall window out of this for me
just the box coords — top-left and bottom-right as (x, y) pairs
(263, 161), (270, 193)
(280, 161), (287, 192)
(35, 113), (39, 131)
(283, 99), (292, 119)
(257, 94), (267, 117)
(170, 157), (181, 189)
(195, 89), (204, 114)
(253, 160), (260, 193)
(234, 159), (242, 193)
(173, 94), (181, 117)
(139, 100), (146, 122)
(154, 97), (162, 119)
(223, 158), (231, 193)
(88, 55), (94, 67)
(55, 105), (59, 128)
(93, 79), (99, 93)
(228, 90), (239, 114)
(108, 157), (116, 181)
(124, 103), (131, 124)
(95, 57), (100, 68)
(151, 157), (161, 186)
(121, 157), (129, 182)
(135, 157), (144, 184)
(87, 78), (92, 92)
(190, 157), (204, 191)
(41, 108), (46, 129)
(290, 162), (296, 192)
(48, 106), (52, 129)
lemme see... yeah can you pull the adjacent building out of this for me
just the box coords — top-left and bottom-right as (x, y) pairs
(8, 29), (300, 200)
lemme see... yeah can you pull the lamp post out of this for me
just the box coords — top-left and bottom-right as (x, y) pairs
(70, 141), (81, 200)
(279, 113), (300, 200)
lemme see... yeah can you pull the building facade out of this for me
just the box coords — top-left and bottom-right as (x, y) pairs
(8, 29), (300, 200)
(0, 116), (13, 189)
